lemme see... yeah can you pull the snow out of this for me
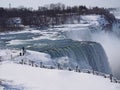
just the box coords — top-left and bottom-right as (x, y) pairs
(110, 8), (120, 19)
(0, 13), (120, 90)
(14, 50), (52, 64)
(0, 49), (120, 90)
(80, 15), (109, 26)
(55, 15), (108, 32)
(0, 49), (52, 64)
(0, 62), (120, 90)
(0, 49), (20, 61)
(55, 23), (90, 29)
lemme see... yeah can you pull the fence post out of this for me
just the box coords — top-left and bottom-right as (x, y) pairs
(57, 63), (60, 69)
(75, 65), (78, 72)
(103, 74), (106, 78)
(110, 74), (113, 82)
(21, 59), (24, 64)
(0, 56), (1, 62)
(68, 67), (72, 71)
(87, 70), (90, 74)
(78, 69), (81, 72)
(92, 69), (95, 75)
(31, 61), (34, 67)
(40, 62), (43, 68)
(35, 64), (38, 67)
(29, 60), (31, 65)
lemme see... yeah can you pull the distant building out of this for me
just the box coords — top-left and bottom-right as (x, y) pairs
(6, 17), (23, 27)
(0, 17), (24, 31)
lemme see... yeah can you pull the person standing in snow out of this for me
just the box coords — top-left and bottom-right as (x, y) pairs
(22, 47), (26, 55)
(20, 52), (22, 56)
(110, 74), (113, 82)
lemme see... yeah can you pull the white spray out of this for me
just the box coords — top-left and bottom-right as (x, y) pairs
(64, 27), (120, 79)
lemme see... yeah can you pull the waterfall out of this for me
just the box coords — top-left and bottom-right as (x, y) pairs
(27, 39), (111, 74)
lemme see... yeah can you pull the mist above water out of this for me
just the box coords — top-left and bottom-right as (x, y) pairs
(65, 28), (120, 79)
(92, 31), (120, 79)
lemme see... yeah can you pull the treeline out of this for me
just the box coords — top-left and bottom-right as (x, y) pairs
(0, 3), (116, 28)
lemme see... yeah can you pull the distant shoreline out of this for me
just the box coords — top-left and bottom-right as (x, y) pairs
(0, 26), (25, 32)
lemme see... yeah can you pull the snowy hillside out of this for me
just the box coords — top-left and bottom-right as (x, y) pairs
(0, 62), (120, 90)
(57, 15), (109, 30)
(0, 49), (120, 90)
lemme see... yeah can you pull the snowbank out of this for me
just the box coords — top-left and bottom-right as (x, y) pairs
(0, 62), (120, 90)
(80, 15), (109, 26)
(0, 49), (52, 65)
(0, 49), (20, 61)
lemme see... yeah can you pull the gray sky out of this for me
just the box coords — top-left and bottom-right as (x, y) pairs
(0, 0), (120, 9)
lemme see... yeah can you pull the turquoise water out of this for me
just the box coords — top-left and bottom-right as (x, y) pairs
(0, 29), (111, 74)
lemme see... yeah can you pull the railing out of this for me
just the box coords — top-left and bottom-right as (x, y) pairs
(1, 58), (120, 90)
(13, 59), (120, 84)
(0, 55), (120, 84)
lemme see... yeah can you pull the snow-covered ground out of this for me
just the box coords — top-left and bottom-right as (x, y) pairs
(0, 49), (52, 64)
(0, 62), (120, 90)
(56, 15), (108, 30)
(0, 49), (120, 90)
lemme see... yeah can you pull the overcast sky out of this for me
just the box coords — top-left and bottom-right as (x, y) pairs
(0, 0), (120, 9)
